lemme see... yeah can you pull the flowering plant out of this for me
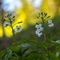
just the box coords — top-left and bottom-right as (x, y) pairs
(0, 12), (60, 60)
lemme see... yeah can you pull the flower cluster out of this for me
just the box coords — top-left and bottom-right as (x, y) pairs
(35, 24), (43, 37)
(3, 14), (22, 34)
(35, 12), (54, 37)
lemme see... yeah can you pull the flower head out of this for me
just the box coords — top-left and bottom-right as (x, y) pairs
(48, 20), (52, 24)
(37, 32), (42, 37)
(35, 29), (40, 34)
(16, 26), (22, 32)
(48, 20), (54, 27)
(48, 23), (54, 27)
(35, 29), (42, 37)
(3, 22), (10, 27)
(35, 24), (43, 37)
(35, 24), (43, 31)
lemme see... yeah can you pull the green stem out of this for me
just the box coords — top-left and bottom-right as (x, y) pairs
(42, 19), (50, 60)
(10, 19), (16, 44)
(47, 50), (50, 60)
(42, 19), (47, 41)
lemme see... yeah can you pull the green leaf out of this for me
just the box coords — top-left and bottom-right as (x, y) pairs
(0, 50), (6, 58)
(47, 51), (58, 60)
(19, 36), (35, 44)
(27, 40), (47, 50)
(4, 50), (12, 60)
(22, 47), (30, 55)
(9, 46), (22, 55)
(27, 40), (39, 45)
(26, 51), (39, 60)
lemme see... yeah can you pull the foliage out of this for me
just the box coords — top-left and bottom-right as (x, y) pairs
(0, 12), (60, 60)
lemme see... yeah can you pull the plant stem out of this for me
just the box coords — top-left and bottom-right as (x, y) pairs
(42, 19), (50, 60)
(10, 19), (16, 44)
(42, 19), (47, 41)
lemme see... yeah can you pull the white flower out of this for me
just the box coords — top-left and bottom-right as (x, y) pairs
(4, 22), (10, 27)
(35, 24), (42, 29)
(37, 32), (42, 37)
(35, 24), (43, 31)
(35, 29), (43, 37)
(35, 27), (43, 34)
(35, 24), (43, 37)
(16, 26), (22, 32)
(40, 27), (43, 31)
(48, 20), (54, 27)
(56, 52), (59, 57)
(48, 23), (54, 27)
(35, 29), (40, 34)
(48, 20), (52, 24)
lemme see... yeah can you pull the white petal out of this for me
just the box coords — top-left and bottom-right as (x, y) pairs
(40, 27), (43, 31)
(48, 23), (54, 27)
(16, 26), (22, 32)
(4, 22), (10, 27)
(35, 24), (42, 29)
(35, 29), (40, 34)
(39, 24), (42, 27)
(48, 20), (52, 24)
(38, 32), (42, 37)
(35, 24), (39, 29)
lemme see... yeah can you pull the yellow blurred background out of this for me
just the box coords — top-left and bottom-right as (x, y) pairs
(0, 0), (60, 37)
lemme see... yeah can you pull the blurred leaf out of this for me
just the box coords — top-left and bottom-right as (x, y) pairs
(50, 28), (60, 40)
(27, 40), (47, 50)
(47, 51), (58, 60)
(0, 50), (7, 58)
(4, 50), (12, 60)
(22, 47), (30, 55)
(19, 36), (35, 44)
(8, 46), (22, 55)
